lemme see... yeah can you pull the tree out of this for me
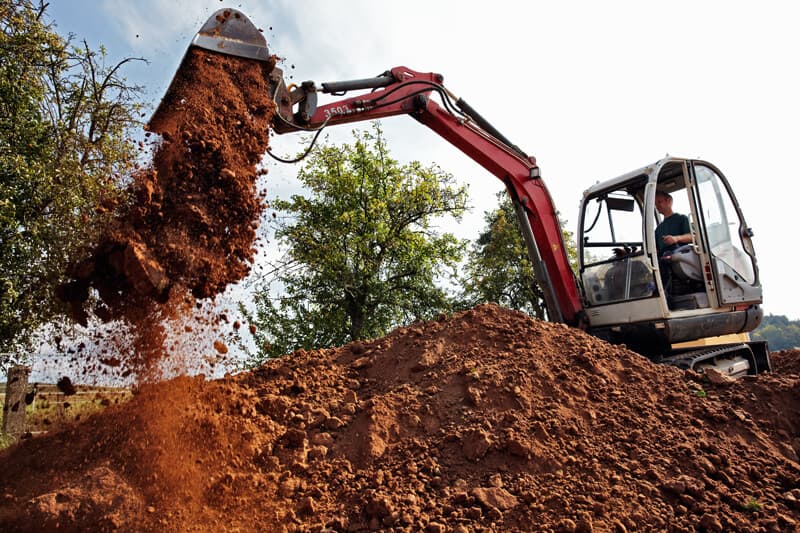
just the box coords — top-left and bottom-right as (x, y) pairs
(458, 190), (578, 320)
(752, 314), (800, 350)
(0, 0), (144, 360)
(243, 124), (468, 363)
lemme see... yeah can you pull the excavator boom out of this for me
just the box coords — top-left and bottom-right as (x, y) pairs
(268, 65), (584, 325)
(159, 9), (584, 325)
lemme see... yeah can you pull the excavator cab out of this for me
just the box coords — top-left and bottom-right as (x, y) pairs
(577, 158), (769, 374)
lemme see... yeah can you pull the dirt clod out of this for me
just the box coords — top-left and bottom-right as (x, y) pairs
(56, 376), (76, 396)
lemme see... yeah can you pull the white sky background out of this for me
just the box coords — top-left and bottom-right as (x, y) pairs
(47, 0), (798, 328)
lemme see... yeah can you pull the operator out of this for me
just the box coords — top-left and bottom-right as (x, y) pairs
(655, 191), (691, 298)
(655, 191), (691, 258)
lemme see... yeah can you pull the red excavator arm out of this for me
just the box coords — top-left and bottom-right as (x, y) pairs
(269, 66), (584, 325)
(171, 8), (584, 325)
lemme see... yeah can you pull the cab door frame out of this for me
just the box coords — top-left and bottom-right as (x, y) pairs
(687, 160), (762, 306)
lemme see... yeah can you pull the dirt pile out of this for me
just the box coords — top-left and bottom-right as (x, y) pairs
(2, 305), (799, 532)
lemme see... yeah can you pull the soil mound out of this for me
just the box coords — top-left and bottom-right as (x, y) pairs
(2, 305), (799, 532)
(773, 350), (800, 375)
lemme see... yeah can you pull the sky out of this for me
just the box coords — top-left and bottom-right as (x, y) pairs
(45, 0), (799, 328)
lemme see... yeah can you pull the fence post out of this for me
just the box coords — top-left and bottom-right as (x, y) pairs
(2, 364), (31, 438)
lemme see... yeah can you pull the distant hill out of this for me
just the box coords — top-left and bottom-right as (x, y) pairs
(753, 314), (800, 350)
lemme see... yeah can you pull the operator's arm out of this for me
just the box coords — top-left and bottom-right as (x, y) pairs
(662, 214), (692, 247)
(662, 233), (692, 246)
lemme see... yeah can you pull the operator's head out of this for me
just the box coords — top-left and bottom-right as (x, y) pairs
(655, 191), (673, 215)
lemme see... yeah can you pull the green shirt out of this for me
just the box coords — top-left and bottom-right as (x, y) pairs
(655, 213), (690, 256)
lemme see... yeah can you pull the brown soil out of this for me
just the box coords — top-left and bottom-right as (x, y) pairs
(56, 46), (275, 377)
(772, 350), (800, 375)
(2, 305), (799, 532)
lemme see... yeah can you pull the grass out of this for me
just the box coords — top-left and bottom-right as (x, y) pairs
(0, 431), (14, 450)
(743, 497), (763, 512)
(1, 383), (131, 447)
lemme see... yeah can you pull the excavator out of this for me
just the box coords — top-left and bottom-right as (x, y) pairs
(166, 8), (770, 376)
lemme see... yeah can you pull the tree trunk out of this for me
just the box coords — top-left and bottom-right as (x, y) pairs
(347, 294), (365, 341)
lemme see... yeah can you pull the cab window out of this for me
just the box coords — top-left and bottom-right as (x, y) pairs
(580, 187), (656, 306)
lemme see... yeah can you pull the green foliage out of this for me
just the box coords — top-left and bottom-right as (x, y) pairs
(457, 190), (578, 320)
(743, 497), (762, 512)
(752, 314), (800, 350)
(243, 124), (468, 364)
(0, 1), (144, 359)
(0, 430), (14, 450)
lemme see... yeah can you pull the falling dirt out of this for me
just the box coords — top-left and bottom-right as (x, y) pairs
(2, 305), (799, 532)
(56, 46), (276, 378)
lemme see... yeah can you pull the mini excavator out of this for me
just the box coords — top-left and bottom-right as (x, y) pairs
(162, 8), (770, 376)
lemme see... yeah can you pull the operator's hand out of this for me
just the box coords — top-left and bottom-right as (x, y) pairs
(663, 235), (678, 246)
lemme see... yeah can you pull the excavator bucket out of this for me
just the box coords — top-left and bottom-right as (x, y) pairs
(189, 8), (270, 61)
(152, 8), (269, 123)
